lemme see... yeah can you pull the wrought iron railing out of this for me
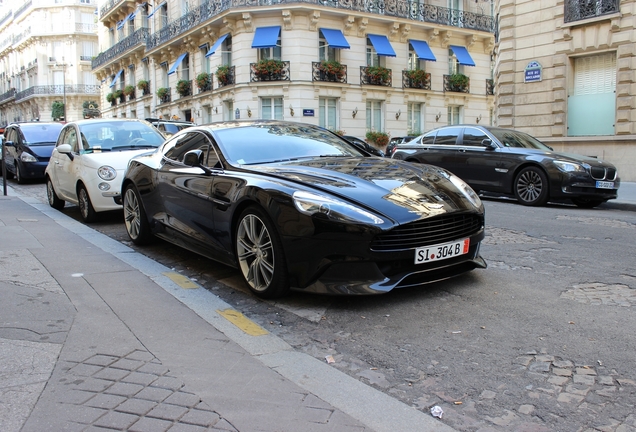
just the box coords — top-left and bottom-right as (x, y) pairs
(361, 66), (392, 87)
(76, 22), (98, 33)
(92, 28), (149, 70)
(312, 61), (347, 83)
(486, 78), (494, 95)
(0, 88), (17, 104)
(157, 87), (171, 104)
(195, 73), (213, 93)
(14, 85), (101, 102)
(0, 10), (12, 28)
(564, 0), (619, 23)
(99, 0), (123, 18)
(138, 81), (151, 96)
(402, 70), (431, 90)
(176, 80), (192, 98)
(217, 66), (235, 88)
(250, 61), (290, 82)
(146, 0), (494, 51)
(443, 74), (470, 93)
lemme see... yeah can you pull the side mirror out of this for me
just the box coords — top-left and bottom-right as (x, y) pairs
(482, 139), (497, 149)
(4, 140), (14, 147)
(56, 143), (74, 161)
(183, 149), (213, 175)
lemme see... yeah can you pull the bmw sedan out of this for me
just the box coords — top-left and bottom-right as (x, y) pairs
(122, 120), (486, 298)
(392, 125), (620, 208)
(45, 119), (165, 222)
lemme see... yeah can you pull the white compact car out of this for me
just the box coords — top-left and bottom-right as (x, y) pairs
(45, 119), (165, 222)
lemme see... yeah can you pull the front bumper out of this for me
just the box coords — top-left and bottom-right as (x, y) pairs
(551, 172), (620, 201)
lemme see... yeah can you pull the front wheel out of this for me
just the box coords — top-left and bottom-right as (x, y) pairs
(77, 184), (97, 223)
(514, 167), (549, 206)
(123, 184), (153, 245)
(235, 206), (289, 299)
(46, 177), (65, 210)
(572, 197), (604, 209)
(15, 163), (26, 184)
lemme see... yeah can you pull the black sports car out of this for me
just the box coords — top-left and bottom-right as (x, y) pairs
(392, 125), (620, 208)
(122, 121), (486, 298)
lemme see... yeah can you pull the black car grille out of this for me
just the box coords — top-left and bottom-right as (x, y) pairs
(590, 166), (617, 181)
(371, 214), (483, 252)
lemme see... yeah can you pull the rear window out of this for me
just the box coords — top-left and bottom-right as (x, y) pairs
(20, 123), (64, 145)
(433, 127), (461, 145)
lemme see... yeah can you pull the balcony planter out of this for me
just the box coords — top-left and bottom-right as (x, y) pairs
(123, 85), (135, 100)
(254, 59), (284, 80)
(366, 66), (390, 85)
(157, 87), (169, 102)
(114, 89), (124, 103)
(215, 65), (231, 86)
(137, 80), (150, 95)
(176, 80), (191, 97)
(196, 73), (212, 91)
(448, 73), (469, 92)
(106, 92), (117, 106)
(318, 60), (345, 81)
(405, 69), (430, 89)
(365, 131), (390, 154)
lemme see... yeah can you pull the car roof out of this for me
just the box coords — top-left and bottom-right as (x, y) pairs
(145, 117), (195, 125)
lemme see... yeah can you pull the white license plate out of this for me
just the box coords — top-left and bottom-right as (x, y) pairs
(415, 239), (470, 264)
(596, 181), (614, 189)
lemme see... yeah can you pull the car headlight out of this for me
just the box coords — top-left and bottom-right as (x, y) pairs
(292, 190), (384, 225)
(554, 160), (586, 173)
(98, 165), (117, 181)
(20, 153), (37, 163)
(448, 174), (482, 208)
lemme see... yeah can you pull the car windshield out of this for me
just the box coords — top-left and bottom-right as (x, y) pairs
(79, 122), (165, 152)
(489, 128), (552, 150)
(215, 124), (364, 165)
(21, 123), (64, 145)
(164, 123), (192, 134)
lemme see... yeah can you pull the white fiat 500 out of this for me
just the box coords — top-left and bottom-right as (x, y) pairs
(45, 119), (165, 222)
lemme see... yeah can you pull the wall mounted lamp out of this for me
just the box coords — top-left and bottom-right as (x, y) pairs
(476, 114), (482, 123)
(247, 106), (252, 118)
(395, 109), (401, 120)
(214, 106), (218, 114)
(435, 111), (442, 122)
(352, 107), (358, 118)
(289, 104), (294, 117)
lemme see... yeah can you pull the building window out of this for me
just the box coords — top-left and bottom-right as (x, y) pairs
(181, 54), (190, 81)
(366, 100), (383, 131)
(448, 50), (463, 75)
(407, 48), (424, 71)
(319, 98), (338, 130)
(407, 103), (423, 135)
(128, 65), (135, 86)
(261, 97), (283, 120)
(259, 38), (281, 61)
(221, 35), (232, 66)
(366, 39), (381, 67)
(225, 100), (234, 121)
(200, 44), (210, 73)
(161, 62), (169, 88)
(447, 106), (461, 125)
(319, 31), (337, 62)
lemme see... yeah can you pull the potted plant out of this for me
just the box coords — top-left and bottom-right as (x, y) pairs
(366, 66), (390, 85)
(106, 92), (116, 105)
(405, 69), (430, 89)
(253, 59), (284, 79)
(215, 65), (231, 86)
(448, 73), (469, 91)
(365, 131), (390, 153)
(176, 79), (191, 97)
(157, 87), (169, 102)
(196, 72), (212, 91)
(123, 85), (135, 99)
(137, 79), (150, 95)
(319, 60), (345, 81)
(113, 89), (124, 102)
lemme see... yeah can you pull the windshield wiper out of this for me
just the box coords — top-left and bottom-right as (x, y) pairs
(111, 145), (156, 150)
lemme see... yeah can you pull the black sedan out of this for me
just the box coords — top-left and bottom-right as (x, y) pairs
(392, 125), (620, 208)
(122, 121), (486, 298)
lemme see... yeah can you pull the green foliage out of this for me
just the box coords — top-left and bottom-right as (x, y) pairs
(215, 65), (231, 85)
(405, 69), (429, 87)
(365, 131), (390, 147)
(366, 66), (390, 83)
(196, 72), (212, 89)
(157, 87), (169, 99)
(319, 60), (345, 79)
(137, 80), (149, 91)
(253, 59), (284, 77)
(176, 79), (191, 96)
(448, 73), (469, 90)
(123, 85), (135, 96)
(52, 101), (65, 120)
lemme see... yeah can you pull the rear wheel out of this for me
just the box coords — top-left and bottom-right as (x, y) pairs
(123, 184), (153, 245)
(77, 184), (97, 223)
(235, 206), (289, 299)
(514, 166), (549, 206)
(572, 197), (604, 209)
(46, 177), (65, 210)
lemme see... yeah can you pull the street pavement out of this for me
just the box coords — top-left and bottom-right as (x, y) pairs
(1, 182), (634, 432)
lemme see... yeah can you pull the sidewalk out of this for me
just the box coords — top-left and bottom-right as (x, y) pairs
(0, 192), (455, 432)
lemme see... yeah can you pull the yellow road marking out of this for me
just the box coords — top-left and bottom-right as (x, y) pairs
(162, 272), (199, 289)
(217, 309), (269, 336)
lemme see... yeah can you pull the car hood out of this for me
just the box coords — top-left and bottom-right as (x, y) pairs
(28, 144), (56, 158)
(253, 157), (482, 224)
(504, 148), (616, 167)
(79, 149), (157, 170)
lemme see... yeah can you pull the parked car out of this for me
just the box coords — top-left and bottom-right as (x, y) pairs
(122, 120), (486, 299)
(145, 117), (195, 137)
(342, 135), (385, 157)
(386, 136), (417, 158)
(45, 119), (165, 222)
(2, 122), (64, 183)
(392, 125), (620, 208)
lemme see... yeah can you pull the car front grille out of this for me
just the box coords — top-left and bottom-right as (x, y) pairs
(371, 214), (483, 252)
(590, 166), (617, 181)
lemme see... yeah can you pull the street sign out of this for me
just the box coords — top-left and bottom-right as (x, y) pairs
(524, 61), (542, 83)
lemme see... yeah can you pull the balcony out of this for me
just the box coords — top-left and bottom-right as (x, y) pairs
(92, 28), (149, 70)
(216, 66), (235, 89)
(443, 74), (470, 93)
(250, 60), (290, 82)
(361, 66), (392, 87)
(312, 61), (347, 83)
(564, 0), (619, 23)
(14, 85), (100, 102)
(138, 80), (151, 97)
(195, 73), (212, 94)
(100, 0), (136, 22)
(146, 0), (494, 51)
(175, 80), (192, 98)
(402, 69), (431, 90)
(0, 88), (17, 104)
(157, 87), (171, 105)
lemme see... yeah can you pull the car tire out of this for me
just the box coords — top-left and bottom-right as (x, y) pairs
(123, 184), (153, 245)
(514, 166), (549, 206)
(46, 176), (65, 210)
(77, 184), (97, 223)
(235, 206), (290, 299)
(572, 197), (604, 209)
(15, 163), (26, 184)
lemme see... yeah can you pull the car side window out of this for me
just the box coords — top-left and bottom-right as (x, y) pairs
(420, 132), (436, 145)
(433, 127), (461, 145)
(57, 128), (75, 151)
(164, 132), (210, 164)
(462, 128), (489, 147)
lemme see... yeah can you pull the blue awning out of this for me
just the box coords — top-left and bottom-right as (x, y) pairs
(116, 20), (124, 30)
(167, 53), (187, 75)
(205, 33), (229, 58)
(109, 69), (123, 88)
(251, 26), (281, 49)
(147, 2), (166, 18)
(320, 28), (350, 49)
(367, 34), (396, 57)
(450, 45), (476, 66)
(409, 40), (436, 61)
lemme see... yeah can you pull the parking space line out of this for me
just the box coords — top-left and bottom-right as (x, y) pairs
(217, 309), (269, 336)
(162, 272), (200, 289)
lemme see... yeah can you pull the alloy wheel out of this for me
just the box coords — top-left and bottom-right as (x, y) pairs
(236, 213), (274, 292)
